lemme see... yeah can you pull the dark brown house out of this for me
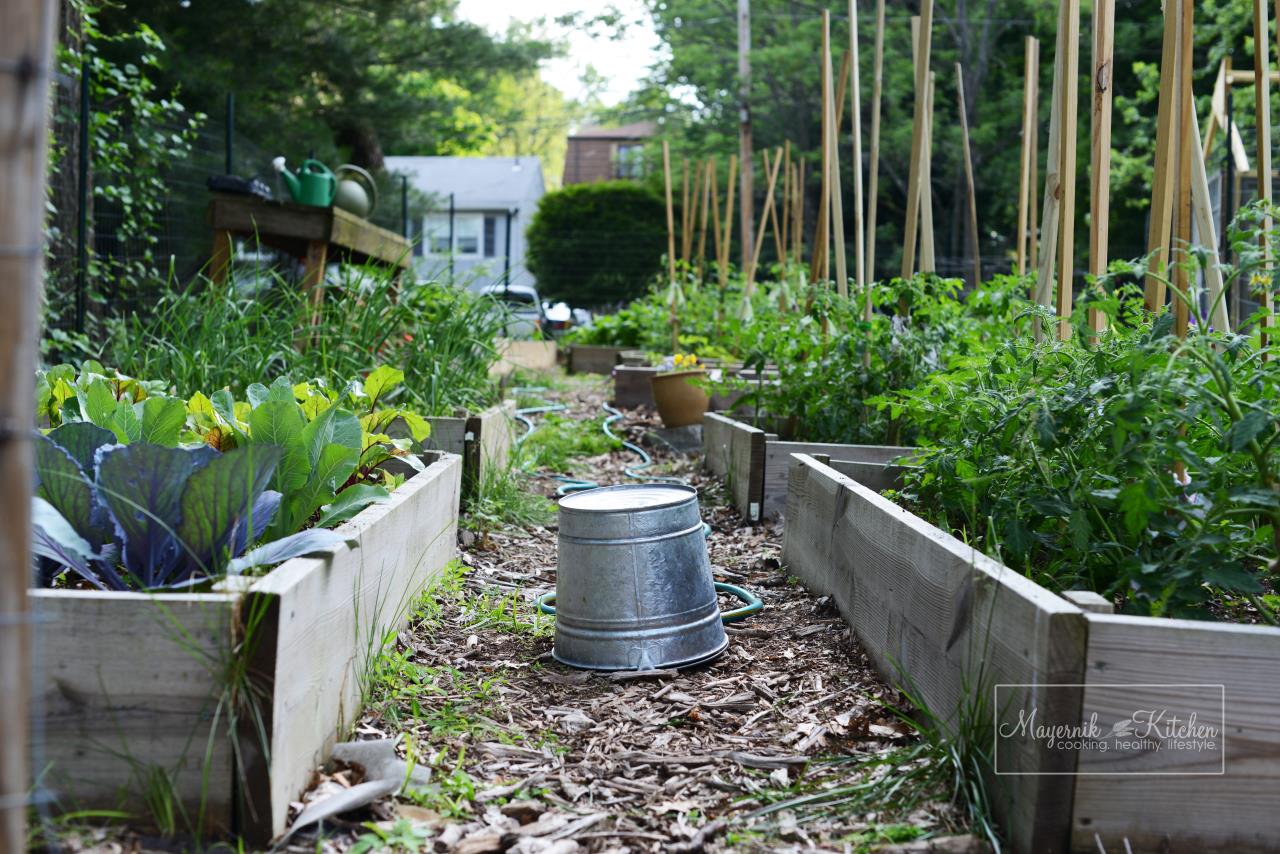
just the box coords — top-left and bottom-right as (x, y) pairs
(562, 121), (657, 185)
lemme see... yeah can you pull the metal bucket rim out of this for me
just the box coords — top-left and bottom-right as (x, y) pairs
(557, 482), (698, 513)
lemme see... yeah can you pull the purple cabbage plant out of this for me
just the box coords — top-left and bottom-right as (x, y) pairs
(32, 421), (346, 591)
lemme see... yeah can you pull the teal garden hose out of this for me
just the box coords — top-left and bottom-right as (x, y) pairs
(536, 581), (763, 624)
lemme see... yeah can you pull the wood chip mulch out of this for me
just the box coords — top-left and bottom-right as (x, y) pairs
(286, 378), (984, 854)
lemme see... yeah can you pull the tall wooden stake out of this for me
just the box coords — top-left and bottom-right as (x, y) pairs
(825, 11), (849, 297)
(1029, 64), (1041, 274)
(1034, 11), (1066, 340)
(1017, 37), (1039, 276)
(747, 148), (782, 291)
(850, 0), (867, 296)
(2, 3), (55, 850)
(1258, 0), (1275, 350)
(1088, 0), (1115, 333)
(738, 0), (754, 274)
(663, 139), (678, 352)
(900, 0), (933, 282)
(1144, 1), (1181, 311)
(709, 160), (724, 285)
(866, 0), (885, 284)
(813, 19), (833, 284)
(679, 157), (692, 264)
(1055, 0), (1081, 340)
(1191, 101), (1233, 334)
(723, 154), (738, 283)
(794, 160), (805, 264)
(779, 141), (791, 262)
(956, 63), (981, 287)
(698, 157), (713, 279)
(1173, 0), (1194, 338)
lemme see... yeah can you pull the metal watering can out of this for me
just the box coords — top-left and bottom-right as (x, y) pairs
(536, 484), (762, 671)
(334, 164), (378, 218)
(271, 156), (337, 207)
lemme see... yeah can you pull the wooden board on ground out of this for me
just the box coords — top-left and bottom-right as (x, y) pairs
(780, 454), (1085, 853)
(31, 454), (463, 840)
(1071, 613), (1280, 852)
(490, 340), (558, 377)
(423, 400), (515, 499)
(569, 345), (629, 375)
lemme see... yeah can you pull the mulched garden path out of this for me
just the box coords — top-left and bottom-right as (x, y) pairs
(288, 375), (984, 854)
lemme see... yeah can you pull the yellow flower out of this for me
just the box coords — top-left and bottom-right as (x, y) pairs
(1251, 272), (1273, 290)
(673, 352), (698, 369)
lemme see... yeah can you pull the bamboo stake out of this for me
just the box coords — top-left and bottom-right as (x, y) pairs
(956, 63), (981, 288)
(766, 149), (786, 263)
(826, 11), (849, 297)
(1088, 0), (1115, 333)
(1172, 0), (1194, 338)
(780, 141), (791, 262)
(1034, 12), (1066, 340)
(1016, 37), (1039, 276)
(680, 157), (691, 264)
(850, 0), (867, 296)
(1191, 101), (1232, 334)
(920, 68), (937, 274)
(900, 1), (933, 282)
(1144, 2), (1181, 311)
(812, 17), (833, 284)
(748, 148), (782, 291)
(698, 157), (713, 279)
(1055, 0), (1081, 340)
(2, 4), (55, 849)
(833, 50), (853, 136)
(723, 154), (738, 285)
(866, 0), (885, 284)
(1258, 0), (1275, 351)
(663, 139), (679, 352)
(1029, 66), (1041, 274)
(794, 160), (805, 265)
(710, 159), (724, 285)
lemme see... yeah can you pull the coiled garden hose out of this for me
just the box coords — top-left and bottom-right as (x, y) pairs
(536, 582), (762, 624)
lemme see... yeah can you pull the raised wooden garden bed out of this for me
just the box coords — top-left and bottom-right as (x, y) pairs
(781, 453), (1280, 853)
(702, 411), (913, 521)
(32, 452), (463, 841)
(489, 339), (558, 377)
(423, 400), (515, 499)
(568, 344), (629, 374)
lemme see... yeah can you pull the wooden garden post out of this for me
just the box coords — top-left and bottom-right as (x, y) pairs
(679, 157), (691, 264)
(709, 159), (723, 287)
(812, 22), (832, 285)
(900, 0), (933, 283)
(723, 155), (737, 284)
(850, 0), (867, 297)
(698, 158), (713, 280)
(1088, 0), (1115, 334)
(1257, 0), (1275, 351)
(956, 63), (981, 288)
(865, 0), (885, 284)
(1144, 1), (1181, 311)
(1054, 0), (1081, 341)
(1190, 101), (1233, 334)
(825, 11), (849, 298)
(1173, 0), (1194, 338)
(663, 140), (679, 353)
(1, 3), (56, 850)
(1017, 37), (1039, 277)
(911, 17), (936, 276)
(1034, 10), (1065, 340)
(793, 160), (805, 265)
(746, 148), (781, 292)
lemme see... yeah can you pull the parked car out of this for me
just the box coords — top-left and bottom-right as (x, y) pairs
(479, 283), (545, 338)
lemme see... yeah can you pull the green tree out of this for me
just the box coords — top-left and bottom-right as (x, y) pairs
(526, 182), (667, 305)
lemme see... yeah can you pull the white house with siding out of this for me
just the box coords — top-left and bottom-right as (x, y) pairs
(384, 155), (545, 292)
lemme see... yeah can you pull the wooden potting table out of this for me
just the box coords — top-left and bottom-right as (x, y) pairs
(207, 193), (411, 305)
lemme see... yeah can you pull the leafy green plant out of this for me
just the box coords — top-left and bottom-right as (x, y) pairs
(32, 428), (343, 590)
(104, 269), (505, 416)
(888, 274), (1280, 619)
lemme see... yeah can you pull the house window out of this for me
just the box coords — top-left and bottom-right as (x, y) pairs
(615, 143), (645, 179)
(484, 215), (497, 258)
(422, 212), (485, 257)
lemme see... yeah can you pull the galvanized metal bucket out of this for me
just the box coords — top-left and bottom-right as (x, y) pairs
(538, 483), (759, 671)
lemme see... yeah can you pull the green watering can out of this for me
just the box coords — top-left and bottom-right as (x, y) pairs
(271, 156), (337, 207)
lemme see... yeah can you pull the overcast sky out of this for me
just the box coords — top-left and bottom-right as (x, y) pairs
(457, 0), (661, 106)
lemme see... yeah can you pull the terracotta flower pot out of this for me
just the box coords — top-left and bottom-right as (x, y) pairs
(651, 369), (709, 428)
